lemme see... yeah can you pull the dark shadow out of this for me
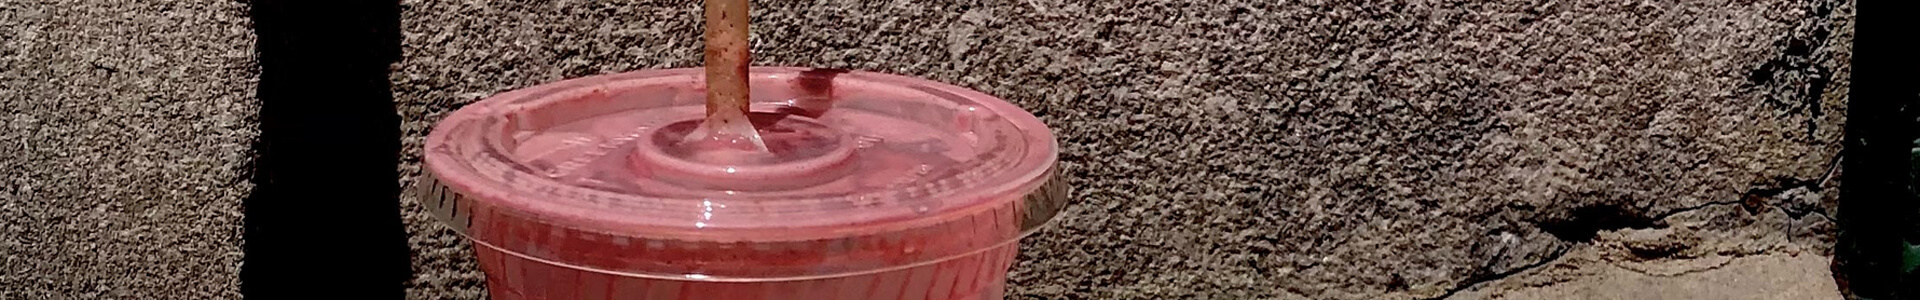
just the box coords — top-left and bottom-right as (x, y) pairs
(240, 0), (411, 299)
(1835, 0), (1920, 299)
(1537, 205), (1657, 243)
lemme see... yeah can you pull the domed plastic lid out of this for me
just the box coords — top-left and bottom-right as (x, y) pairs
(418, 67), (1067, 280)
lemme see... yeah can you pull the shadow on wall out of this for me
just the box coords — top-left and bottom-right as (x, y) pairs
(240, 0), (412, 298)
(1835, 1), (1920, 299)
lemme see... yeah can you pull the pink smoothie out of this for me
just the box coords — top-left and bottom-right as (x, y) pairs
(419, 67), (1066, 300)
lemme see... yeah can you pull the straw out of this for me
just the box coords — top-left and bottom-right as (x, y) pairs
(692, 0), (766, 151)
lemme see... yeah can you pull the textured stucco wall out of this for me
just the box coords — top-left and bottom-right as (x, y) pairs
(1, 1), (257, 299)
(392, 0), (1850, 299)
(0, 0), (1851, 299)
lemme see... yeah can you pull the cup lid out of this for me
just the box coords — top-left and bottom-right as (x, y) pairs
(417, 67), (1067, 279)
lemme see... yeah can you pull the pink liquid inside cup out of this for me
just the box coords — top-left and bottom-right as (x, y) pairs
(419, 67), (1066, 300)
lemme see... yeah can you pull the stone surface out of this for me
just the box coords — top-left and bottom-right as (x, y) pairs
(0, 0), (1853, 299)
(1446, 246), (1843, 300)
(0, 0), (257, 299)
(1442, 188), (1843, 299)
(391, 0), (1852, 299)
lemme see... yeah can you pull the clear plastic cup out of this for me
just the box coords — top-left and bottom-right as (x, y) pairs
(417, 67), (1068, 300)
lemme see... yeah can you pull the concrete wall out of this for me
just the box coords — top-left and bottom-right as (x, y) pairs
(392, 1), (1850, 299)
(1, 1), (256, 299)
(2, 0), (1852, 299)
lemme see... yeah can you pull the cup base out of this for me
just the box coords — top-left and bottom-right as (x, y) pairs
(475, 244), (1021, 300)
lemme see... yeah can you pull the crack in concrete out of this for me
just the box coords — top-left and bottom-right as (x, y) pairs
(1650, 200), (1746, 221)
(1658, 154), (1842, 224)
(1434, 154), (1842, 299)
(1818, 156), (1843, 187)
(1428, 245), (1572, 300)
(1610, 255), (1739, 278)
(1780, 201), (1838, 223)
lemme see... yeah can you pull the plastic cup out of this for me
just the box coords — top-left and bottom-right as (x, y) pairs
(416, 67), (1068, 300)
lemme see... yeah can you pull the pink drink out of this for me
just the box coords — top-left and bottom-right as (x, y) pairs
(418, 67), (1067, 300)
